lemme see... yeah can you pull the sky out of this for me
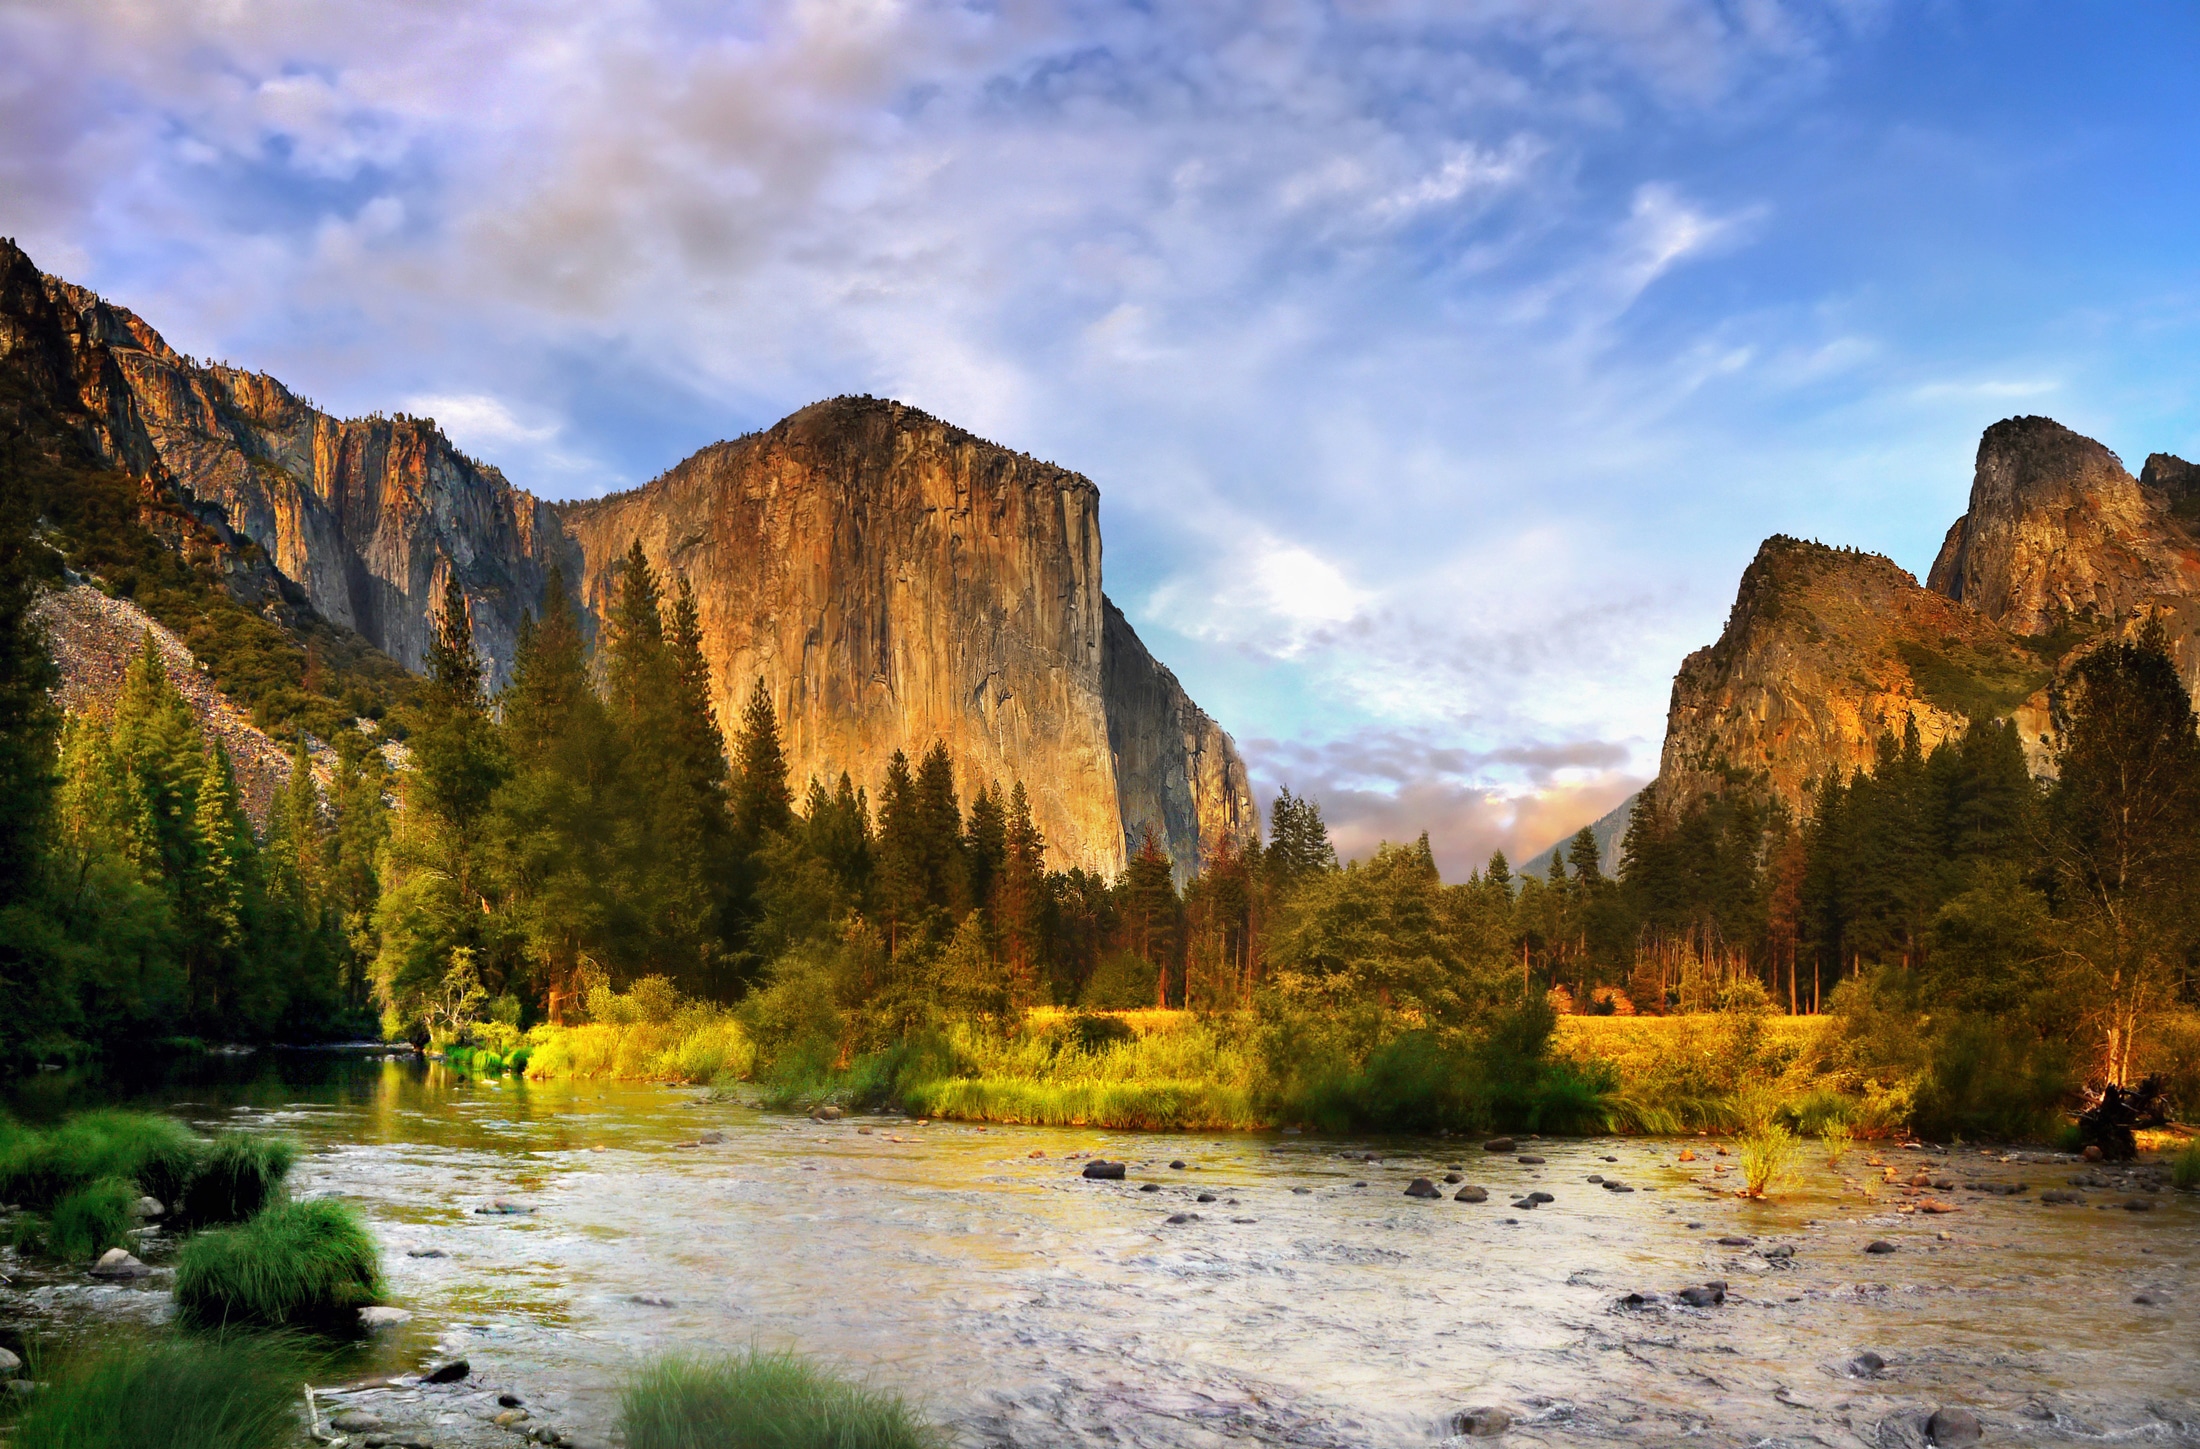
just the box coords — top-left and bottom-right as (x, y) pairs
(7, 1), (2200, 877)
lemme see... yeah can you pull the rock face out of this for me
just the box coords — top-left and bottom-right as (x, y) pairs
(1655, 536), (2052, 815)
(557, 399), (1253, 877)
(1654, 415), (2200, 820)
(6, 242), (1251, 874)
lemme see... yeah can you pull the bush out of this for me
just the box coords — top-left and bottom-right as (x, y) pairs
(2174, 1140), (2200, 1190)
(172, 1198), (382, 1330)
(0, 1111), (201, 1209)
(176, 1134), (297, 1227)
(1739, 1122), (1797, 1198)
(620, 1350), (939, 1449)
(9, 1331), (309, 1449)
(47, 1177), (139, 1261)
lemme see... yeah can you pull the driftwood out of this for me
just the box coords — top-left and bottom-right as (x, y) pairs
(2075, 1076), (2172, 1160)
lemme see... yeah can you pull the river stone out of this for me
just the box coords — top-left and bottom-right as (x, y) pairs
(1196, 1192), (1216, 1203)
(1849, 1351), (1885, 1376)
(135, 1195), (164, 1218)
(1170, 1160), (1186, 1169)
(495, 1409), (531, 1427)
(1926, 1406), (1983, 1445)
(330, 1410), (386, 1432)
(1455, 1185), (1488, 1202)
(1483, 1138), (1515, 1153)
(1291, 1186), (1311, 1194)
(1444, 1173), (1463, 1184)
(424, 1358), (470, 1383)
(1864, 1240), (1897, 1254)
(1451, 1405), (1511, 1437)
(0, 1349), (17, 1376)
(1081, 1161), (1125, 1180)
(1525, 1190), (1553, 1204)
(809, 1105), (843, 1121)
(1516, 1155), (1546, 1165)
(1764, 1244), (1795, 1260)
(697, 1131), (724, 1144)
(1405, 1178), (1442, 1199)
(406, 1248), (448, 1258)
(2122, 1199), (2155, 1211)
(1717, 1236), (1754, 1247)
(2039, 1189), (2084, 1204)
(1139, 1183), (1162, 1193)
(358, 1306), (413, 1330)
(88, 1247), (149, 1278)
(1678, 1285), (1723, 1307)
(1165, 1212), (1199, 1224)
(475, 1200), (535, 1215)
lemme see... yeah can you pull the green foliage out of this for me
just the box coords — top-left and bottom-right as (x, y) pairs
(46, 1177), (139, 1260)
(2172, 1139), (2199, 1190)
(172, 1198), (383, 1330)
(0, 1110), (201, 1209)
(620, 1350), (940, 1449)
(176, 1134), (296, 1227)
(1895, 638), (2050, 724)
(8, 1331), (311, 1449)
(1738, 1122), (1796, 1197)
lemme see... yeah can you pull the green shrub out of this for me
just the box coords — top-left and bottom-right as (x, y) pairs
(48, 1177), (140, 1261)
(177, 1134), (297, 1226)
(0, 1111), (202, 1209)
(1739, 1122), (1797, 1197)
(508, 1046), (532, 1075)
(2174, 1140), (2200, 1190)
(9, 1331), (309, 1449)
(172, 1199), (382, 1330)
(620, 1350), (940, 1449)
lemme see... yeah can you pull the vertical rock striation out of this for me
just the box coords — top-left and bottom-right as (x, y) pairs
(1101, 598), (1257, 878)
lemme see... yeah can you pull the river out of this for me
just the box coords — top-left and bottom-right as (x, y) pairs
(2, 1054), (2194, 1447)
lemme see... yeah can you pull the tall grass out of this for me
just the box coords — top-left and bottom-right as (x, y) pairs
(8, 1332), (309, 1449)
(526, 1013), (755, 1084)
(1821, 1118), (1853, 1168)
(620, 1350), (940, 1449)
(0, 1111), (201, 1209)
(175, 1134), (296, 1227)
(47, 1177), (139, 1261)
(172, 1199), (382, 1330)
(1738, 1122), (1797, 1198)
(904, 1077), (1261, 1130)
(2174, 1139), (2200, 1190)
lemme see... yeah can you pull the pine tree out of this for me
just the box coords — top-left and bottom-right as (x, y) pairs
(996, 781), (1048, 1008)
(1119, 826), (1182, 1007)
(604, 541), (667, 725)
(914, 742), (969, 916)
(1266, 786), (1337, 887)
(503, 566), (591, 764)
(730, 675), (791, 846)
(873, 750), (925, 955)
(0, 483), (56, 906)
(1566, 826), (1603, 885)
(803, 772), (873, 902)
(965, 783), (1007, 912)
(413, 575), (507, 856)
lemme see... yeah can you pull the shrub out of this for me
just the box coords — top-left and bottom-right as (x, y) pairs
(177, 1134), (297, 1227)
(1738, 1122), (1796, 1198)
(620, 1350), (940, 1449)
(2174, 1140), (2200, 1190)
(173, 1198), (382, 1330)
(9, 1331), (309, 1449)
(47, 1177), (140, 1261)
(1821, 1119), (1852, 1168)
(0, 1111), (201, 1209)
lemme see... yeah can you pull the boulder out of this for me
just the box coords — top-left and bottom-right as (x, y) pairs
(1082, 1160), (1126, 1180)
(88, 1248), (149, 1279)
(358, 1306), (413, 1330)
(1864, 1240), (1897, 1254)
(1678, 1285), (1724, 1307)
(1196, 1192), (1216, 1203)
(809, 1105), (843, 1121)
(0, 1349), (17, 1375)
(330, 1410), (386, 1432)
(1404, 1178), (1442, 1199)
(134, 1196), (165, 1218)
(1926, 1406), (1983, 1445)
(1454, 1185), (1488, 1203)
(1451, 1405), (1511, 1437)
(424, 1358), (470, 1384)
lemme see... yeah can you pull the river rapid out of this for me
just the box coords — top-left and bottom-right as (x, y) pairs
(2, 1055), (2194, 1448)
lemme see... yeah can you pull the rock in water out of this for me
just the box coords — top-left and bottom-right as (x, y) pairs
(0, 1348), (17, 1375)
(1451, 1405), (1512, 1437)
(1454, 1185), (1489, 1203)
(1482, 1138), (1515, 1153)
(1864, 1240), (1897, 1255)
(1926, 1406), (1983, 1445)
(358, 1306), (413, 1330)
(424, 1359), (470, 1384)
(1082, 1161), (1126, 1180)
(1404, 1178), (1442, 1199)
(329, 1411), (385, 1432)
(88, 1248), (149, 1279)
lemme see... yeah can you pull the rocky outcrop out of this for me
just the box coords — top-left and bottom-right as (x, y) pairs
(5, 240), (1253, 876)
(20, 248), (573, 688)
(1100, 597), (1258, 875)
(1654, 537), (2052, 817)
(557, 399), (1255, 877)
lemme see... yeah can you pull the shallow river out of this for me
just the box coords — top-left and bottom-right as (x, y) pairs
(3, 1055), (2195, 1447)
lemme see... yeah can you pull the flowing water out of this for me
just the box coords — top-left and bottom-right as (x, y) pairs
(3, 1054), (2195, 1448)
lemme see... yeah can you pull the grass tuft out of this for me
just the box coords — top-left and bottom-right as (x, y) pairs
(0, 1111), (201, 1209)
(620, 1350), (940, 1449)
(2174, 1139), (2200, 1190)
(1821, 1118), (1852, 1169)
(47, 1176), (140, 1261)
(172, 1198), (382, 1331)
(1739, 1122), (1797, 1198)
(9, 1331), (308, 1449)
(177, 1134), (297, 1226)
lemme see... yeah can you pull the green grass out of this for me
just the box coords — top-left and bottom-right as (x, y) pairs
(619, 1350), (940, 1449)
(176, 1135), (296, 1227)
(0, 1111), (201, 1209)
(8, 1332), (309, 1449)
(903, 1076), (1263, 1130)
(2174, 1139), (2200, 1190)
(1739, 1122), (1797, 1197)
(47, 1177), (140, 1261)
(172, 1199), (383, 1331)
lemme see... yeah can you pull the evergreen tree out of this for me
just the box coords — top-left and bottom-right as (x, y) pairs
(1485, 850), (1513, 895)
(873, 750), (925, 955)
(1266, 786), (1337, 887)
(802, 773), (873, 903)
(996, 781), (1048, 1008)
(0, 482), (56, 907)
(965, 783), (1006, 912)
(1119, 827), (1182, 1007)
(913, 742), (969, 916)
(729, 675), (792, 847)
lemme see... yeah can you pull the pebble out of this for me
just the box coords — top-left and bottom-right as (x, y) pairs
(1678, 1284), (1725, 1307)
(1926, 1406), (1983, 1445)
(475, 1200), (535, 1215)
(1717, 1236), (1754, 1247)
(629, 1294), (674, 1307)
(499, 1394), (525, 1408)
(495, 1409), (531, 1427)
(1451, 1405), (1511, 1437)
(1292, 1186), (1311, 1194)
(1196, 1192), (1216, 1202)
(1454, 1185), (1488, 1203)
(1443, 1173), (1463, 1184)
(1170, 1160), (1186, 1170)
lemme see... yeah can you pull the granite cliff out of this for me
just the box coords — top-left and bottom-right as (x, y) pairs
(3, 240), (1252, 875)
(1652, 415), (2200, 820)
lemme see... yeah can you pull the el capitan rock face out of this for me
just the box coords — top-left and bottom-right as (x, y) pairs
(5, 241), (1252, 876)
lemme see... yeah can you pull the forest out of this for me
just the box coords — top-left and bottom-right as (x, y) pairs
(3, 464), (2198, 1136)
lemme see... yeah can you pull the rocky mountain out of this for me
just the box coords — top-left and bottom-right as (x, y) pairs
(1650, 415), (2200, 821)
(3, 239), (1252, 876)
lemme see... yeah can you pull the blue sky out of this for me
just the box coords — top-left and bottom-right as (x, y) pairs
(7, 1), (2200, 875)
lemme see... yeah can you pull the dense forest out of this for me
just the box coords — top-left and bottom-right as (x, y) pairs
(3, 441), (2197, 1132)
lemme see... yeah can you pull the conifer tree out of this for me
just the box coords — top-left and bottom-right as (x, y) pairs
(1265, 786), (1337, 887)
(0, 486), (56, 906)
(996, 781), (1048, 1007)
(873, 750), (925, 955)
(730, 675), (791, 846)
(1119, 826), (1182, 1007)
(914, 742), (969, 916)
(965, 783), (1007, 912)
(803, 772), (873, 902)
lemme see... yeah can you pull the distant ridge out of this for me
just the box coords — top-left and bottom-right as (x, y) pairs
(1517, 790), (1636, 881)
